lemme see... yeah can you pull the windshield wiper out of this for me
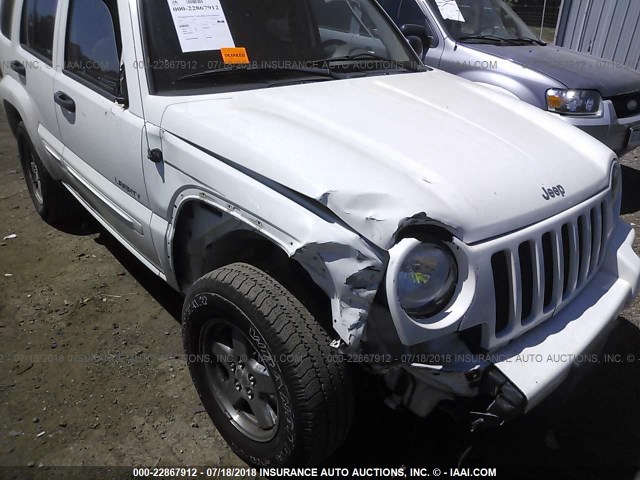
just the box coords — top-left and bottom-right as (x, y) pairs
(317, 52), (424, 72)
(458, 35), (546, 46)
(175, 53), (423, 84)
(457, 35), (519, 45)
(175, 65), (339, 84)
(511, 37), (547, 46)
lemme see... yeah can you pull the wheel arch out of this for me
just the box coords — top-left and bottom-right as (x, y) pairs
(1, 75), (37, 139)
(3, 99), (23, 137)
(170, 198), (335, 334)
(1, 75), (63, 179)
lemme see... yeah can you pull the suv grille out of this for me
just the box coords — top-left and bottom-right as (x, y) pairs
(490, 197), (612, 338)
(608, 91), (640, 119)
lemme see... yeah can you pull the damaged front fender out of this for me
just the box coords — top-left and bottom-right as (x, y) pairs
(294, 242), (384, 346)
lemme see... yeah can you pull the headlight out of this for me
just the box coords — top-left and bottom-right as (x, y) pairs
(396, 243), (458, 318)
(546, 89), (603, 116)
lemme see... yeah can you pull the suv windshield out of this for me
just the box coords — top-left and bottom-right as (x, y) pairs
(426, 0), (538, 43)
(141, 0), (420, 94)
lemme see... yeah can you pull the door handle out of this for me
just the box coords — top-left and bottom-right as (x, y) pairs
(54, 91), (76, 113)
(10, 61), (26, 76)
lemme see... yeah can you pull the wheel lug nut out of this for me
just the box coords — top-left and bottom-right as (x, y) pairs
(229, 362), (235, 372)
(234, 380), (242, 391)
(249, 375), (256, 386)
(247, 389), (253, 400)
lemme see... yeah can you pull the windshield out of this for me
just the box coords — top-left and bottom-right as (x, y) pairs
(426, 0), (537, 42)
(141, 0), (419, 94)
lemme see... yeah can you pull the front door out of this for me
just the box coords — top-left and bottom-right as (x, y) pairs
(53, 0), (158, 266)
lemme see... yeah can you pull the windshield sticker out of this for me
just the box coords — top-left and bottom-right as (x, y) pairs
(434, 0), (466, 22)
(166, 0), (235, 53)
(221, 47), (250, 64)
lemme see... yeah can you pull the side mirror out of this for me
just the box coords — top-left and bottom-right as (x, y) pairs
(425, 35), (434, 49)
(406, 35), (424, 57)
(401, 23), (426, 37)
(400, 24), (431, 56)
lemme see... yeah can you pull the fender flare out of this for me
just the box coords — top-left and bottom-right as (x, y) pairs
(0, 75), (62, 178)
(165, 185), (387, 348)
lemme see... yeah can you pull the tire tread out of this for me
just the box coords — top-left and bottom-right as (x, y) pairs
(187, 262), (354, 465)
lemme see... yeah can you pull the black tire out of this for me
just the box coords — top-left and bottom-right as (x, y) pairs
(16, 121), (73, 223)
(182, 263), (354, 466)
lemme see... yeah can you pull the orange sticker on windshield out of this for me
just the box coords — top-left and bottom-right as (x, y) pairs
(221, 47), (250, 64)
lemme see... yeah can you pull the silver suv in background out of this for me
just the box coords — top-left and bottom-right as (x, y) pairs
(379, 0), (640, 154)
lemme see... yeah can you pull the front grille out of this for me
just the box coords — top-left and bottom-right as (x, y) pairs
(608, 91), (640, 119)
(490, 197), (612, 338)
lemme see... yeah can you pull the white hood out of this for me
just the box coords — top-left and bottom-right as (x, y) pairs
(160, 69), (614, 248)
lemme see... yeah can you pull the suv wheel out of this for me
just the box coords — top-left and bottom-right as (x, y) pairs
(182, 263), (354, 466)
(16, 122), (74, 223)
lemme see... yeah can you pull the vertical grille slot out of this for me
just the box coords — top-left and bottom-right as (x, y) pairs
(518, 242), (534, 322)
(542, 232), (554, 309)
(564, 221), (580, 297)
(550, 229), (564, 308)
(590, 206), (603, 273)
(576, 216), (584, 281)
(531, 237), (545, 317)
(577, 214), (592, 286)
(561, 224), (571, 297)
(600, 200), (613, 246)
(491, 251), (511, 334)
(599, 200), (609, 261)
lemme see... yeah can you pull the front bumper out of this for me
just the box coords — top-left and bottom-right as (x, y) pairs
(384, 220), (640, 421)
(494, 220), (639, 411)
(555, 100), (640, 154)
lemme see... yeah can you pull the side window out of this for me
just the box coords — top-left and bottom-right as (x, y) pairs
(20, 0), (58, 61)
(1, 0), (15, 38)
(64, 0), (121, 97)
(64, 0), (122, 96)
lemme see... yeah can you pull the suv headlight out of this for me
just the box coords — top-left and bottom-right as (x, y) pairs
(396, 242), (458, 318)
(546, 89), (603, 116)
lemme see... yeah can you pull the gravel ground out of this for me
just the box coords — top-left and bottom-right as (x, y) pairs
(0, 109), (639, 479)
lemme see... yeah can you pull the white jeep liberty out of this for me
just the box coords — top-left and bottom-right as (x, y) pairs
(1, 0), (639, 467)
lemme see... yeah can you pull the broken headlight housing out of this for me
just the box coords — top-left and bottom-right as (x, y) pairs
(546, 89), (603, 116)
(396, 242), (458, 318)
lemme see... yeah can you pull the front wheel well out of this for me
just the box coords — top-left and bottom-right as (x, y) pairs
(172, 200), (333, 334)
(3, 101), (23, 138)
